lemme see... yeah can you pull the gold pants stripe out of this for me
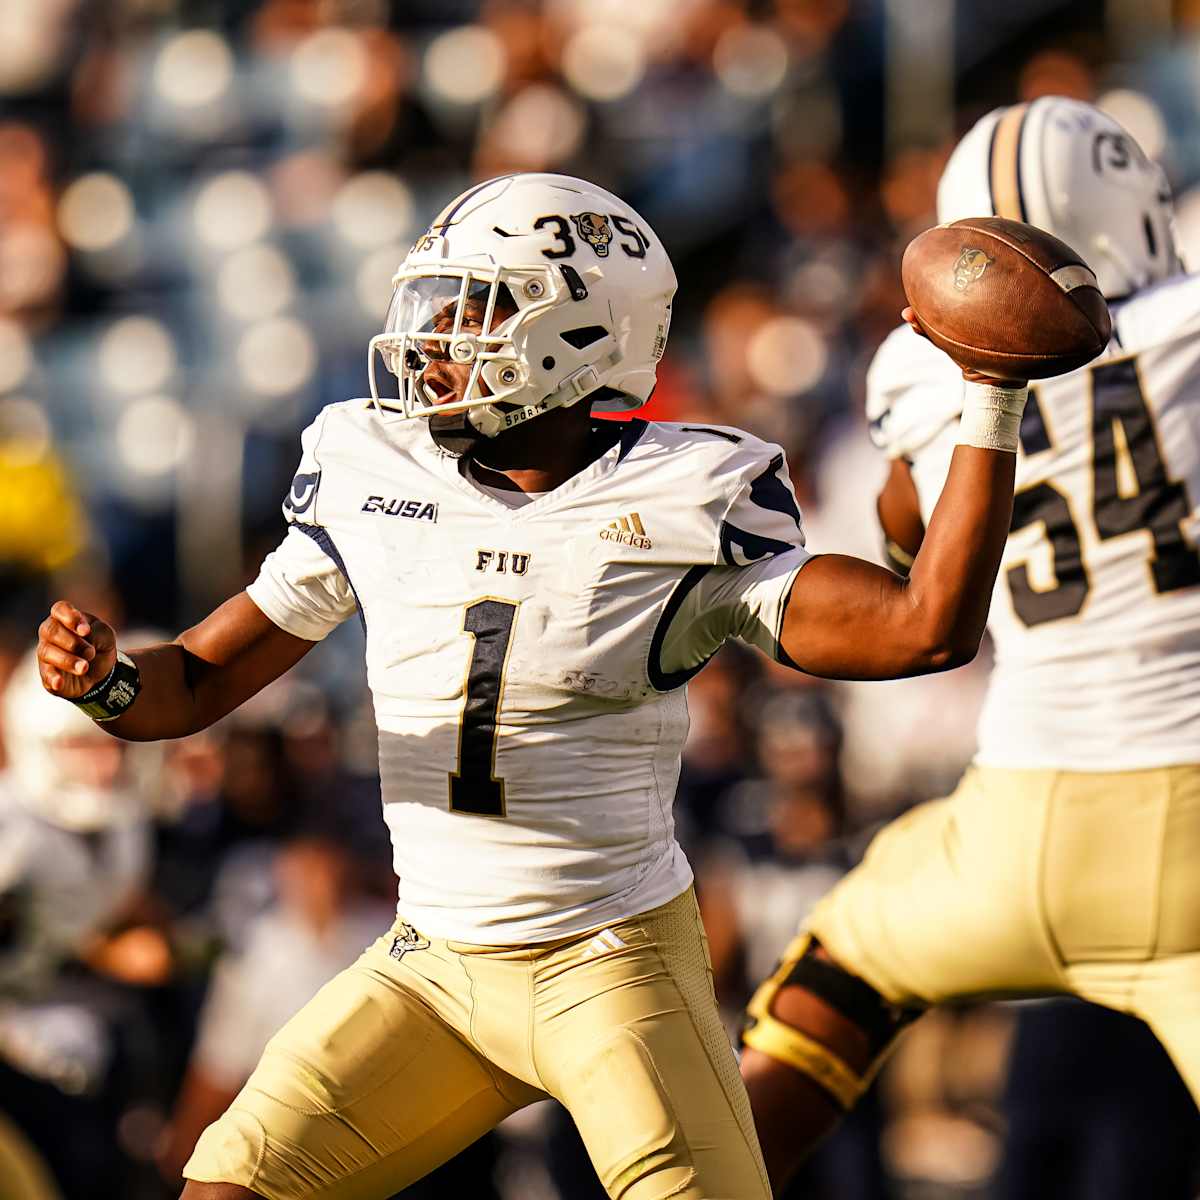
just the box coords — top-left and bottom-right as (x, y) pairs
(185, 887), (769, 1200)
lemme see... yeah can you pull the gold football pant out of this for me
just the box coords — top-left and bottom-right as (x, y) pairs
(792, 765), (1200, 1103)
(184, 887), (769, 1200)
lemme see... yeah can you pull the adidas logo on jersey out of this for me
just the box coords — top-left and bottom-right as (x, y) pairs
(600, 513), (652, 549)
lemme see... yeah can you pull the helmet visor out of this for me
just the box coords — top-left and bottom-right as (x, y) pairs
(370, 266), (540, 421)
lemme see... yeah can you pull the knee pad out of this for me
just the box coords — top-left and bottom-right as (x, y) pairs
(741, 933), (921, 1110)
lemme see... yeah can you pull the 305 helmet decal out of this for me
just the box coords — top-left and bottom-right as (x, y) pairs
(368, 174), (677, 449)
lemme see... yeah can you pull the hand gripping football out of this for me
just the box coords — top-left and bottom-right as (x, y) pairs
(902, 216), (1112, 380)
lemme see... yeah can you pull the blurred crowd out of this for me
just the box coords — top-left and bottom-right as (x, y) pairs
(3, 0), (1200, 1197)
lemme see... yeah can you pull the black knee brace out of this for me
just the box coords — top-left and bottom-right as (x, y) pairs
(742, 934), (920, 1109)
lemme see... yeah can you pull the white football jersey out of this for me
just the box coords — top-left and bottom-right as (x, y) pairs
(868, 272), (1200, 771)
(248, 406), (810, 942)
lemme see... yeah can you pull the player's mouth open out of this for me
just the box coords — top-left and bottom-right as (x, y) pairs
(422, 371), (460, 405)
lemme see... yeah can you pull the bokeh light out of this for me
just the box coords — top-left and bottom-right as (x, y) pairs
(561, 26), (646, 102)
(193, 172), (273, 252)
(331, 173), (414, 249)
(0, 0), (69, 94)
(237, 317), (318, 396)
(217, 245), (297, 322)
(482, 84), (586, 171)
(746, 316), (827, 395)
(548, 0), (692, 50)
(58, 173), (136, 254)
(0, 223), (65, 313)
(423, 25), (506, 106)
(116, 394), (194, 476)
(97, 316), (177, 395)
(713, 25), (790, 99)
(290, 28), (368, 109)
(153, 30), (234, 109)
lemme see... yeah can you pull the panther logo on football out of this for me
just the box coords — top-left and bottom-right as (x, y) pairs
(953, 247), (994, 292)
(571, 212), (613, 258)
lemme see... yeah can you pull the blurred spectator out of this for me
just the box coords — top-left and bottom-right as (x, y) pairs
(0, 649), (171, 1198)
(695, 689), (888, 1200)
(698, 688), (847, 1005)
(158, 830), (395, 1184)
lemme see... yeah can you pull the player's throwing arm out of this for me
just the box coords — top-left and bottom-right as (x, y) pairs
(777, 216), (1111, 681)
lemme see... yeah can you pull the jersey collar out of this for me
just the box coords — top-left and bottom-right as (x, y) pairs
(438, 419), (649, 517)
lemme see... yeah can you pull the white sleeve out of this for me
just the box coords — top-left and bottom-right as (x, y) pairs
(246, 524), (357, 641)
(653, 435), (811, 683)
(657, 548), (812, 678)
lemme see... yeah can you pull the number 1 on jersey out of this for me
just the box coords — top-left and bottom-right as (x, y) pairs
(450, 598), (518, 817)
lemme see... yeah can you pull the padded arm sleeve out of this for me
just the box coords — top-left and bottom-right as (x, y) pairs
(657, 548), (812, 678)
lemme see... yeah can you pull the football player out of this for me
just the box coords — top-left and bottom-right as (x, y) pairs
(35, 172), (1026, 1200)
(740, 97), (1200, 1191)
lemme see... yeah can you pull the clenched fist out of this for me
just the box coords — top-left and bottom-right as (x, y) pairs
(37, 600), (118, 699)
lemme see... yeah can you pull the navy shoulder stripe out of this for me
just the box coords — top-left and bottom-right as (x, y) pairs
(292, 521), (365, 633)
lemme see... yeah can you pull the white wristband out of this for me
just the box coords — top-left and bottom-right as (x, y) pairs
(957, 381), (1028, 453)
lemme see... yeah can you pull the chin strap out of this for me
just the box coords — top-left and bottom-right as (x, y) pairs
(471, 350), (624, 438)
(428, 410), (484, 457)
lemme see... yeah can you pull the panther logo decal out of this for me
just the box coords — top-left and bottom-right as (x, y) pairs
(571, 211), (613, 258)
(389, 922), (429, 962)
(952, 247), (994, 292)
(283, 470), (321, 515)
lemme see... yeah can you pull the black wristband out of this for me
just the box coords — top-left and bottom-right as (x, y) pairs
(72, 650), (142, 722)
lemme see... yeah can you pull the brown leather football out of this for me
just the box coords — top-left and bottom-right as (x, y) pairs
(901, 216), (1112, 381)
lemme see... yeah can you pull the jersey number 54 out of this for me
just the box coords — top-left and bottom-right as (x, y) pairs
(1008, 356), (1200, 627)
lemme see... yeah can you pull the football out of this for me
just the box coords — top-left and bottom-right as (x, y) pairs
(901, 215), (1112, 381)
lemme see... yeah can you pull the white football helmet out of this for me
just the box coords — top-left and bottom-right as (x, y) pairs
(2, 648), (165, 832)
(937, 96), (1181, 299)
(369, 173), (676, 451)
